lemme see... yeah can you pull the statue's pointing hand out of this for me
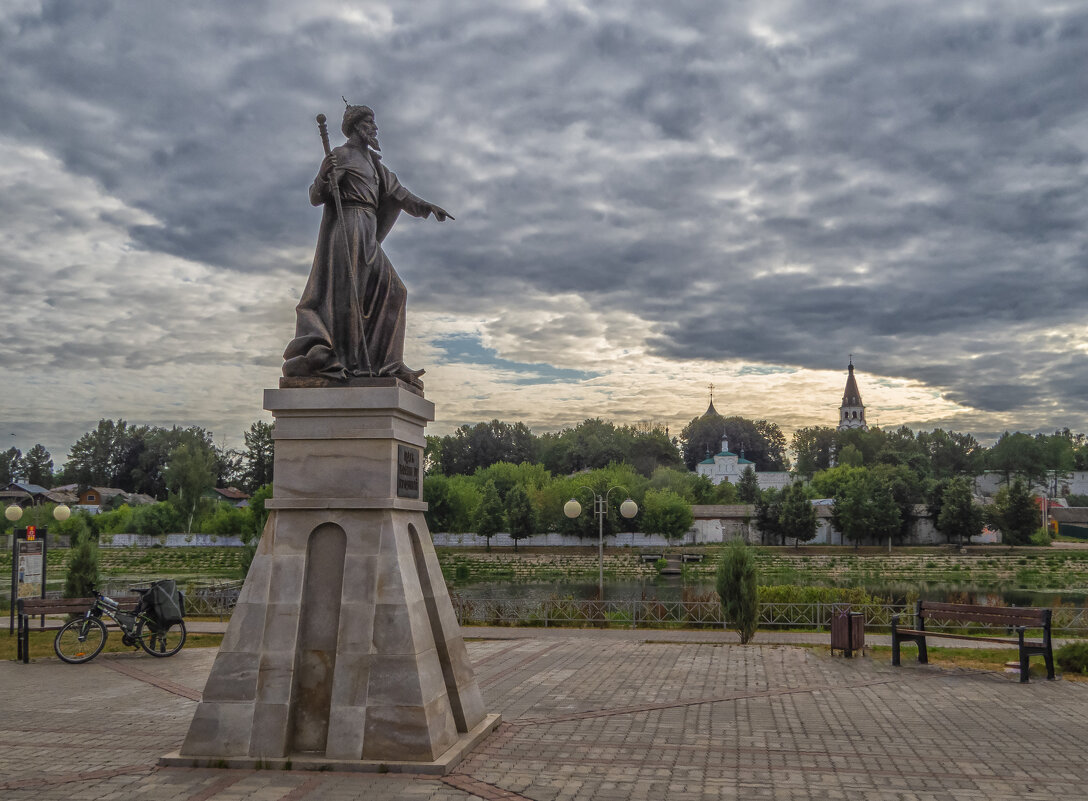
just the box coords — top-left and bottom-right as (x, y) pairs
(426, 204), (454, 222)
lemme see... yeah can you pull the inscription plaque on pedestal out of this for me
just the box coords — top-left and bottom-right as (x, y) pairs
(397, 445), (421, 499)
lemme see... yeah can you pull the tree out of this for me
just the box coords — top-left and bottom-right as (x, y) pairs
(837, 443), (864, 467)
(716, 539), (758, 644)
(62, 419), (130, 488)
(985, 478), (1038, 546)
(1038, 431), (1076, 497)
(1, 447), (24, 485)
(754, 488), (783, 545)
(679, 414), (788, 472)
(473, 480), (505, 551)
(778, 482), (818, 548)
(22, 444), (53, 487)
(918, 428), (984, 480)
(936, 477), (983, 546)
(736, 466), (761, 503)
(641, 489), (693, 540)
(440, 420), (537, 475)
(791, 426), (838, 476)
(164, 438), (218, 535)
(649, 467), (736, 505)
(131, 502), (180, 535)
(424, 474), (482, 533)
(831, 469), (902, 549)
(987, 432), (1047, 487)
(63, 531), (99, 599)
(242, 421), (275, 492)
(504, 484), (536, 552)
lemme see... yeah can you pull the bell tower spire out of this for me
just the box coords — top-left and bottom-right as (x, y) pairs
(838, 357), (867, 431)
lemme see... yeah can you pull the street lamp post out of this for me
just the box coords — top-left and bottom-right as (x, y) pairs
(564, 486), (638, 598)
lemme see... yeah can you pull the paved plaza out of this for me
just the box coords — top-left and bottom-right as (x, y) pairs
(2, 628), (1087, 800)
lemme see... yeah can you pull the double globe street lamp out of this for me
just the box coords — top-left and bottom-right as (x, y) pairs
(564, 486), (638, 598)
(5, 501), (72, 527)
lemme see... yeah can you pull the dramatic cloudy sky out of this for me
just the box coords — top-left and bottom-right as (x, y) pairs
(1, 0), (1086, 465)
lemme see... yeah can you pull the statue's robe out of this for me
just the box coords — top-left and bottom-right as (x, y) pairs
(283, 144), (432, 382)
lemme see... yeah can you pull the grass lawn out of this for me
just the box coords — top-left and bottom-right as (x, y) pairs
(2, 629), (223, 662)
(866, 644), (1083, 681)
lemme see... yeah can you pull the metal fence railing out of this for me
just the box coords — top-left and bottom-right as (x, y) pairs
(18, 581), (1088, 636)
(450, 597), (1088, 636)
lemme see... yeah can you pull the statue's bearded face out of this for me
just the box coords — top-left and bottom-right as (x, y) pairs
(355, 111), (379, 150)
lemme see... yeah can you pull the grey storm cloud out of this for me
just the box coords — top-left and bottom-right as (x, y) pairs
(1, 0), (1086, 441)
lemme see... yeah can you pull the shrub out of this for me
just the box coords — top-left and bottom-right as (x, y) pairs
(1030, 527), (1053, 547)
(132, 502), (180, 536)
(716, 539), (759, 644)
(1056, 642), (1088, 675)
(64, 532), (99, 598)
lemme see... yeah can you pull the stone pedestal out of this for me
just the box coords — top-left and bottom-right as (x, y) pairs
(166, 384), (497, 773)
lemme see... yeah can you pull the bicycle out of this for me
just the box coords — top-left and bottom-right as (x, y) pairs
(53, 586), (187, 664)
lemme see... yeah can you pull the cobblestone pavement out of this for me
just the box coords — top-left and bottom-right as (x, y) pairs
(2, 631), (1087, 800)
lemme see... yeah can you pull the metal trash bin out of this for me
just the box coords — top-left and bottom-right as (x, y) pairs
(830, 606), (865, 658)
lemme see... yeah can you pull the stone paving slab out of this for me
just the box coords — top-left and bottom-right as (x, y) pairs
(2, 631), (1087, 800)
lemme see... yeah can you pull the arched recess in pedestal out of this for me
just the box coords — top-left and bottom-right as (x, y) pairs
(291, 522), (347, 754)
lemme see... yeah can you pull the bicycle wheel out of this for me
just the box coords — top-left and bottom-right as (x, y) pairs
(136, 618), (186, 657)
(54, 617), (108, 664)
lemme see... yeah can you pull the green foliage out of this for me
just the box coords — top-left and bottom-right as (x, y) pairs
(439, 420), (537, 475)
(0, 446), (23, 485)
(716, 539), (759, 644)
(131, 502), (180, 535)
(679, 414), (788, 472)
(936, 477), (983, 545)
(247, 484), (273, 540)
(541, 463), (648, 538)
(754, 488), (783, 545)
(63, 532), (99, 598)
(473, 480), (505, 549)
(1030, 527), (1053, 547)
(1055, 642), (1088, 675)
(200, 503), (249, 536)
(791, 426), (838, 476)
(986, 432), (1048, 486)
(649, 467), (737, 504)
(538, 419), (681, 477)
(472, 461), (551, 497)
(164, 436), (218, 535)
(96, 504), (135, 534)
(830, 468), (902, 548)
(778, 482), (818, 546)
(424, 474), (483, 533)
(23, 444), (54, 487)
(242, 421), (275, 492)
(837, 443), (864, 467)
(736, 466), (761, 503)
(641, 489), (692, 540)
(54, 510), (92, 541)
(985, 479), (1038, 546)
(504, 484), (537, 549)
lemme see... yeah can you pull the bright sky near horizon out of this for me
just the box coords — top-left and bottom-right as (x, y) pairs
(1, 1), (1086, 466)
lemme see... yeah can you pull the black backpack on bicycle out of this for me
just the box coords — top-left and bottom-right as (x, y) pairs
(141, 579), (186, 627)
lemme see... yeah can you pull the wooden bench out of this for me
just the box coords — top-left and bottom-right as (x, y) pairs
(639, 553), (663, 563)
(891, 601), (1054, 683)
(680, 553), (704, 563)
(15, 597), (138, 664)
